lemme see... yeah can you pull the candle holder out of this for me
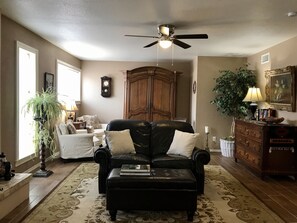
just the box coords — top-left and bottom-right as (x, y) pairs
(205, 132), (210, 152)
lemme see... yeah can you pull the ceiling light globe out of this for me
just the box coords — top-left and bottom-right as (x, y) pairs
(159, 40), (172, 49)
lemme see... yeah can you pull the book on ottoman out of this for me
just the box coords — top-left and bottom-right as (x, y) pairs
(120, 164), (151, 176)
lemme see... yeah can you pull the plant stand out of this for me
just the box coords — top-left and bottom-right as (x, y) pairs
(220, 138), (235, 157)
(32, 144), (53, 177)
(33, 119), (53, 177)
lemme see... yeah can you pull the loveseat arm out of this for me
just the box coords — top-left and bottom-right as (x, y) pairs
(192, 148), (210, 194)
(94, 146), (111, 172)
(192, 148), (210, 165)
(93, 146), (112, 193)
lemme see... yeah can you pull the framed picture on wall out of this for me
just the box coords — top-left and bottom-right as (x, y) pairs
(265, 66), (296, 112)
(44, 72), (54, 92)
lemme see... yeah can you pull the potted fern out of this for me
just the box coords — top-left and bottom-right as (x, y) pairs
(24, 89), (63, 177)
(211, 65), (256, 157)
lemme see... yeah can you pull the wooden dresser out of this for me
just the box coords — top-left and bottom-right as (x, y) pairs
(235, 119), (297, 179)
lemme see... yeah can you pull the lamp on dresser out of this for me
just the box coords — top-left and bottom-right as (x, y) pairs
(243, 87), (264, 120)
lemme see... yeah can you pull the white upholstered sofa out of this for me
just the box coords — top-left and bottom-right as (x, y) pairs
(55, 121), (107, 159)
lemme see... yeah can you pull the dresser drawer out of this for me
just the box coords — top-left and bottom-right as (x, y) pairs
(236, 122), (262, 142)
(235, 145), (261, 169)
(236, 135), (262, 154)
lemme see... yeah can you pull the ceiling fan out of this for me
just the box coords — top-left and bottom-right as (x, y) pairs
(125, 24), (208, 49)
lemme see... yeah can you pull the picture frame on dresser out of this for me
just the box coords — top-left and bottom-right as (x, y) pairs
(265, 66), (296, 112)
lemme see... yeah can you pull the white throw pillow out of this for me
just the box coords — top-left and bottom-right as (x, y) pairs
(104, 129), (135, 155)
(59, 123), (69, 135)
(167, 130), (199, 158)
(67, 122), (77, 134)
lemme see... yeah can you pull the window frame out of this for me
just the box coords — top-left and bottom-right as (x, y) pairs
(56, 59), (81, 104)
(16, 41), (39, 166)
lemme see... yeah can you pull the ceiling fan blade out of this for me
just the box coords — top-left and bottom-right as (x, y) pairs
(173, 34), (208, 39)
(173, 39), (191, 49)
(144, 41), (158, 48)
(125, 34), (159, 39)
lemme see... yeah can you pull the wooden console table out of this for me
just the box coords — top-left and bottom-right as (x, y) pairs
(235, 119), (297, 179)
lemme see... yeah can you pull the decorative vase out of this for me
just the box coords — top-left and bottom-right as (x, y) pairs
(220, 138), (235, 157)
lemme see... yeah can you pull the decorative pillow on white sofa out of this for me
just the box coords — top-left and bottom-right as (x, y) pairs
(167, 130), (199, 158)
(104, 129), (135, 155)
(67, 122), (77, 134)
(59, 123), (69, 135)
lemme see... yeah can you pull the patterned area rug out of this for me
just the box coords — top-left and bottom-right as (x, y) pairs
(22, 163), (284, 223)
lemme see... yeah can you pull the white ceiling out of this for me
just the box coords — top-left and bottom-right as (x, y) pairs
(1, 0), (297, 62)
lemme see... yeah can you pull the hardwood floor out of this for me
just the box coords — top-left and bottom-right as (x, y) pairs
(210, 153), (297, 223)
(0, 159), (81, 223)
(2, 153), (297, 223)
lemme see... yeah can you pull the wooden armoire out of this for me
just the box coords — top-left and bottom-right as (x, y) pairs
(124, 66), (179, 122)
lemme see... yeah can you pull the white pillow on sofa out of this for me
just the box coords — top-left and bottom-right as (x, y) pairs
(104, 129), (135, 155)
(59, 123), (69, 135)
(167, 130), (199, 158)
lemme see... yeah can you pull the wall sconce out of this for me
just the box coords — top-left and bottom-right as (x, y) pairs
(101, 76), (111, 97)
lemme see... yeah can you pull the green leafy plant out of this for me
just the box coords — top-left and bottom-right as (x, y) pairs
(211, 65), (256, 137)
(24, 89), (63, 155)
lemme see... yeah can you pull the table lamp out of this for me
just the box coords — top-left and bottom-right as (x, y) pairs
(243, 87), (264, 120)
(65, 101), (78, 121)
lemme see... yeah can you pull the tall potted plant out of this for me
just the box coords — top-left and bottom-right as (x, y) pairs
(211, 65), (256, 156)
(24, 89), (63, 177)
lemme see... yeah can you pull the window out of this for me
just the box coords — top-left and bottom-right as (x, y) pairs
(16, 41), (38, 164)
(57, 60), (81, 103)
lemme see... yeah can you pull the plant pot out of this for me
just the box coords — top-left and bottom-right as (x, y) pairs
(220, 138), (235, 157)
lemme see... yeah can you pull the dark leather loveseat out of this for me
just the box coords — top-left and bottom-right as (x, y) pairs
(94, 119), (210, 194)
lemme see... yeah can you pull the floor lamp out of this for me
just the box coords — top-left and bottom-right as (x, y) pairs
(243, 87), (264, 120)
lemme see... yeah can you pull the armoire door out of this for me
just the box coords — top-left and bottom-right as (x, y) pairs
(124, 66), (178, 122)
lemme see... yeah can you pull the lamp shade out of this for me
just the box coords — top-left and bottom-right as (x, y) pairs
(243, 87), (264, 105)
(64, 101), (78, 111)
(159, 39), (172, 49)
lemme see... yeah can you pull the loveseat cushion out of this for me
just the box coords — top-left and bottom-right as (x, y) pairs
(151, 154), (193, 169)
(111, 154), (150, 168)
(151, 121), (195, 157)
(106, 119), (151, 157)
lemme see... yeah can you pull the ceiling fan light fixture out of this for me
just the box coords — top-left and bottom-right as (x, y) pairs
(159, 39), (172, 49)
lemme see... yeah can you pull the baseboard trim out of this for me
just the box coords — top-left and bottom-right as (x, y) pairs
(210, 149), (221, 153)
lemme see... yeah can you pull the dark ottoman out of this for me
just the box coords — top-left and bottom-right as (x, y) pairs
(106, 168), (197, 221)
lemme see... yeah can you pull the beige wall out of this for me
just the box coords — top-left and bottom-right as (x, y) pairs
(247, 36), (297, 125)
(1, 16), (81, 171)
(193, 56), (247, 149)
(81, 61), (192, 123)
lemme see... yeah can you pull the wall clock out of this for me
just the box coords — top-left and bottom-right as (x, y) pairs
(101, 76), (112, 97)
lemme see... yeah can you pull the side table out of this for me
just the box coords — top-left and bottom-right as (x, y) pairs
(73, 121), (86, 129)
